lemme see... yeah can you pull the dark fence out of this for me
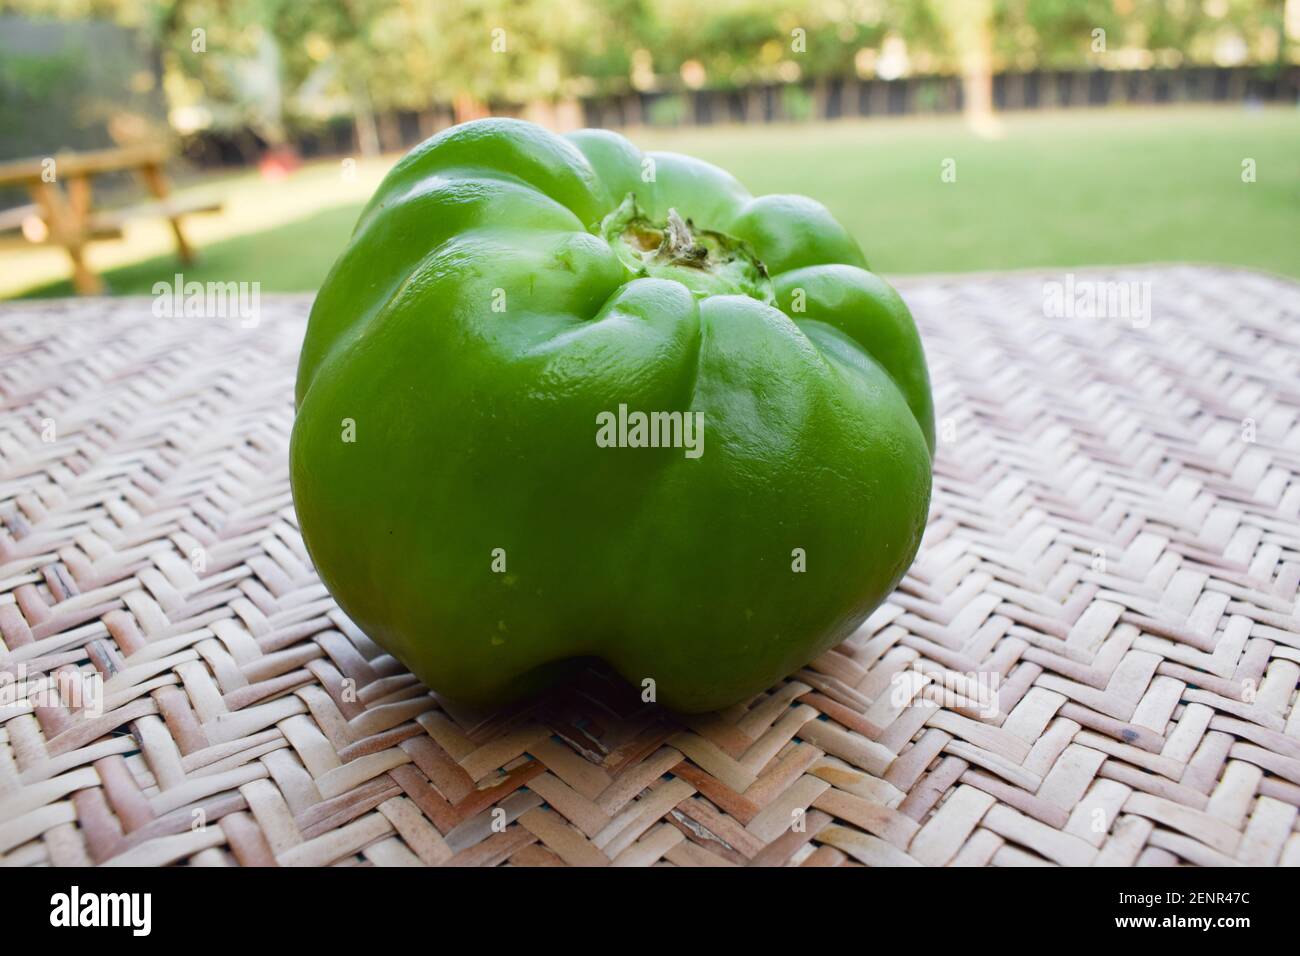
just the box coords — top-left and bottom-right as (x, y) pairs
(180, 64), (1299, 167)
(583, 65), (1300, 128)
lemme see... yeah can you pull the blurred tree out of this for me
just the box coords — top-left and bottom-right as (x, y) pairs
(1, 0), (1295, 146)
(993, 0), (1295, 70)
(994, 0), (1122, 69)
(930, 0), (998, 132)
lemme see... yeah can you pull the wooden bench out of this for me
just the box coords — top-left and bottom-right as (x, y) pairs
(0, 144), (222, 295)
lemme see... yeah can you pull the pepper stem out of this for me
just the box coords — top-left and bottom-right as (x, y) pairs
(657, 209), (708, 268)
(599, 193), (774, 305)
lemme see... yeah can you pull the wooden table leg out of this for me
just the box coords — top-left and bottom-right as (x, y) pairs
(139, 162), (195, 263)
(30, 178), (103, 295)
(66, 174), (94, 240)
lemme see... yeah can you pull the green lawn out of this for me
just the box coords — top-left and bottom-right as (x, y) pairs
(10, 106), (1300, 299)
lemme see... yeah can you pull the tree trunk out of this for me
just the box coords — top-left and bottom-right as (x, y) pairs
(353, 85), (380, 157)
(842, 77), (860, 119)
(418, 109), (440, 140)
(869, 80), (888, 117)
(952, 0), (1000, 136)
(378, 111), (402, 152)
(453, 93), (489, 124)
(625, 93), (642, 128)
(812, 77), (830, 121)
(961, 41), (994, 129)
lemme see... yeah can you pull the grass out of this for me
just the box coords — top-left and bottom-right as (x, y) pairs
(6, 105), (1299, 299)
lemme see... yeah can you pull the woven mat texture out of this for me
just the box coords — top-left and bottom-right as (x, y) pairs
(2, 265), (1299, 867)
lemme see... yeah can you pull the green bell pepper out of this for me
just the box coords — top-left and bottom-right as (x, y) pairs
(291, 118), (934, 713)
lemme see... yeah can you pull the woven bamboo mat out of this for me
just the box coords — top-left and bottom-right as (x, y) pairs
(1, 265), (1298, 867)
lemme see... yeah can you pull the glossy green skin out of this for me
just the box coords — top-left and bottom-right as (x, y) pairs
(291, 118), (934, 713)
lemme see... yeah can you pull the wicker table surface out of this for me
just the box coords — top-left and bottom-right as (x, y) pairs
(1, 265), (1298, 867)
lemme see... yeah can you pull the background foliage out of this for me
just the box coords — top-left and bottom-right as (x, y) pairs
(1, 0), (1294, 147)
